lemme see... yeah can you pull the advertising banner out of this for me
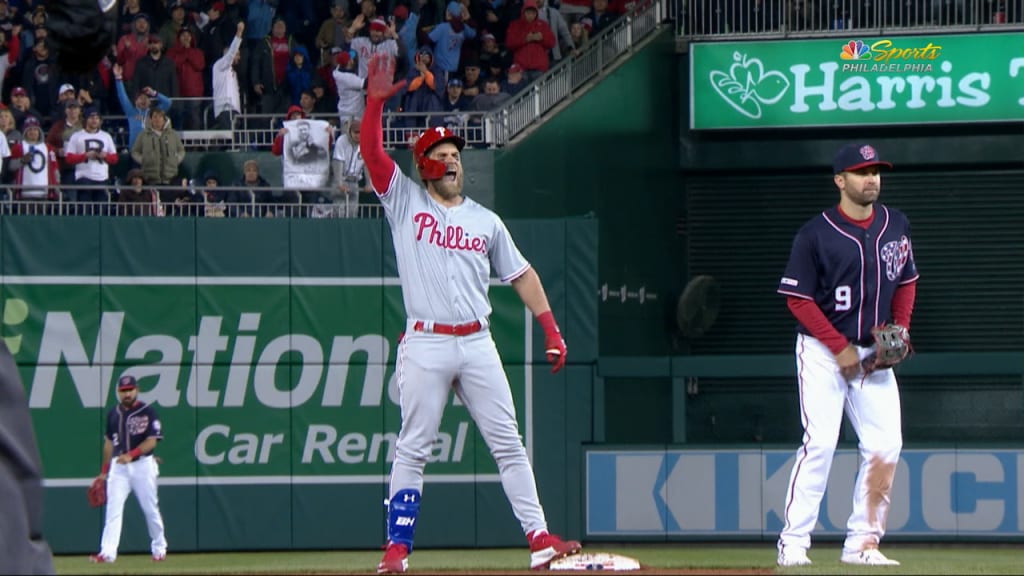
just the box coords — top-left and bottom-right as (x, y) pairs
(587, 448), (1024, 537)
(690, 33), (1024, 129)
(8, 277), (530, 485)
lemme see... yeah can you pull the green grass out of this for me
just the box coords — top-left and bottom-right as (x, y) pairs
(54, 543), (1024, 574)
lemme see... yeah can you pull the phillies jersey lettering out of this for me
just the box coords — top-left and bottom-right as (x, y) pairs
(105, 401), (162, 457)
(380, 165), (529, 323)
(777, 204), (919, 343)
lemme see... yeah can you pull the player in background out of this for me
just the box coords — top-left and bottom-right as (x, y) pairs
(775, 143), (918, 567)
(90, 376), (167, 563)
(359, 53), (581, 574)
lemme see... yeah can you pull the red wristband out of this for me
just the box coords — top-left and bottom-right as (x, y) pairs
(128, 448), (142, 459)
(101, 460), (110, 474)
(536, 311), (559, 335)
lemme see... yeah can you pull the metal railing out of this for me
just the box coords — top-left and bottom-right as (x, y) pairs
(0, 184), (384, 219)
(678, 0), (1024, 39)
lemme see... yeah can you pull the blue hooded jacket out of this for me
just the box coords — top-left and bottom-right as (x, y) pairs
(285, 45), (313, 106)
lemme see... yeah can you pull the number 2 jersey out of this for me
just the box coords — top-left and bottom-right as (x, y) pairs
(105, 401), (162, 458)
(777, 204), (919, 343)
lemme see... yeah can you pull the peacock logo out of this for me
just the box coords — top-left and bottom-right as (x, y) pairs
(840, 40), (871, 60)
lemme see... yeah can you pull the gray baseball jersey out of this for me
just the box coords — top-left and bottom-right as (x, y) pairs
(380, 165), (530, 323)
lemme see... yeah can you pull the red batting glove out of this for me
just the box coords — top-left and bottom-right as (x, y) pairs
(537, 311), (566, 373)
(366, 53), (407, 102)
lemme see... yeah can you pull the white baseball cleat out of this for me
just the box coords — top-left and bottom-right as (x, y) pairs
(841, 548), (900, 566)
(777, 547), (812, 567)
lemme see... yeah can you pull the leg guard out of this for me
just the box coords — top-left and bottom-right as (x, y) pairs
(386, 489), (421, 551)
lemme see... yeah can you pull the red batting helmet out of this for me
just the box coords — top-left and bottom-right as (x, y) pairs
(414, 126), (465, 180)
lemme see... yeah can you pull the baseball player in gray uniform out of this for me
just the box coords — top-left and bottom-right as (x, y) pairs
(360, 53), (581, 574)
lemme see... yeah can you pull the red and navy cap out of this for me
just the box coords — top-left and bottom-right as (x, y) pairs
(117, 375), (138, 391)
(833, 143), (893, 174)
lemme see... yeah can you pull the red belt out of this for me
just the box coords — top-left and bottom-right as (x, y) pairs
(413, 320), (483, 336)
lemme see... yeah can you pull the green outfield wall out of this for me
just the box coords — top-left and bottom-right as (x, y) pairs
(6, 216), (597, 554)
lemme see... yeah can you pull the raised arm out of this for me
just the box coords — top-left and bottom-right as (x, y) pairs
(359, 54), (407, 195)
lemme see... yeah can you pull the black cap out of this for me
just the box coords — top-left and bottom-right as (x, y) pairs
(833, 143), (893, 174)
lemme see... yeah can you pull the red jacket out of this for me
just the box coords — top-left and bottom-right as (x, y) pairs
(167, 42), (206, 98)
(504, 10), (556, 72)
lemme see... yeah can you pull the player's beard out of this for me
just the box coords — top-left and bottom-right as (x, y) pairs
(431, 172), (463, 201)
(120, 394), (136, 408)
(849, 185), (879, 206)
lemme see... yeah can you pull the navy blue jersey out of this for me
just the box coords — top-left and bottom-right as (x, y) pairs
(105, 401), (162, 457)
(778, 204), (919, 343)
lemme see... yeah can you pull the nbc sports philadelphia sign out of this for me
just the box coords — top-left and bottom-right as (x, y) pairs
(689, 32), (1024, 129)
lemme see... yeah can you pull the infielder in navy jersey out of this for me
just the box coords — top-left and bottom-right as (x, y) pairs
(90, 376), (167, 563)
(775, 143), (918, 567)
(359, 53), (581, 574)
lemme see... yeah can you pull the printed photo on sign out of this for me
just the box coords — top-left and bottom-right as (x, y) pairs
(283, 119), (331, 189)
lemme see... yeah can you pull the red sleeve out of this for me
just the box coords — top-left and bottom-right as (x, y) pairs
(787, 296), (849, 355)
(7, 32), (19, 64)
(64, 152), (87, 165)
(358, 97), (396, 195)
(271, 133), (284, 156)
(9, 143), (22, 160)
(47, 151), (59, 199)
(891, 281), (916, 329)
(104, 153), (119, 165)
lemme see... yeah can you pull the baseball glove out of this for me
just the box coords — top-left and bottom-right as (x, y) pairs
(87, 477), (106, 508)
(861, 323), (911, 373)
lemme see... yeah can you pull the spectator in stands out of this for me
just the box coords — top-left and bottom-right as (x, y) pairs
(355, 0), (378, 29)
(198, 2), (230, 67)
(308, 78), (335, 117)
(348, 16), (398, 80)
(131, 105), (185, 187)
(298, 88), (324, 117)
(167, 27), (206, 131)
(402, 45), (444, 128)
(505, 0), (555, 81)
(117, 0), (147, 38)
(251, 17), (294, 119)
(469, 76), (510, 110)
(332, 50), (364, 126)
(133, 36), (179, 119)
(62, 62), (109, 116)
(220, 0), (248, 35)
(64, 106), (118, 203)
(329, 117), (367, 218)
(113, 62), (173, 151)
(0, 107), (21, 192)
(460, 59), (482, 98)
(44, 99), (81, 187)
(212, 22), (245, 130)
(234, 158), (294, 217)
(394, 3), (418, 68)
(285, 45), (313, 106)
(271, 104), (306, 147)
(197, 171), (229, 217)
(20, 40), (56, 125)
(9, 87), (41, 132)
(501, 62), (528, 95)
(245, 0), (278, 54)
(316, 0), (351, 63)
(434, 76), (469, 130)
(0, 25), (20, 100)
(428, 1), (477, 82)
(118, 167), (163, 216)
(9, 116), (58, 203)
(159, 1), (189, 49)
(536, 0), (574, 62)
(569, 17), (590, 51)
(478, 31), (510, 77)
(587, 0), (619, 33)
(116, 13), (153, 88)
